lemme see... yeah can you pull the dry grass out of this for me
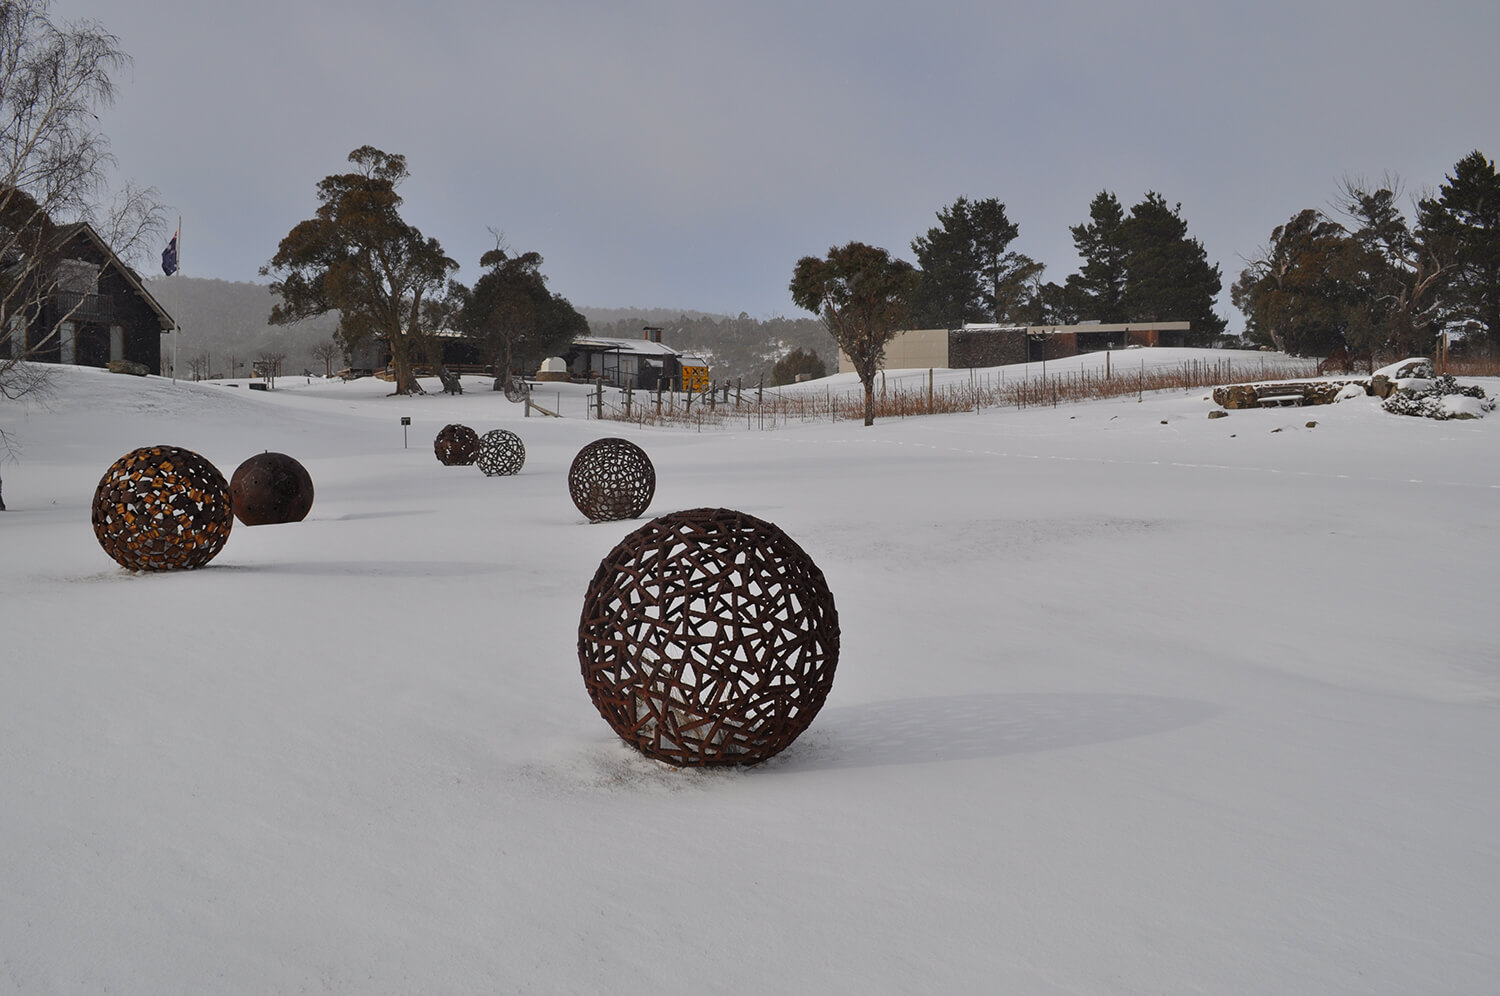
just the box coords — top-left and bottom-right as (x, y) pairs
(1440, 355), (1500, 377)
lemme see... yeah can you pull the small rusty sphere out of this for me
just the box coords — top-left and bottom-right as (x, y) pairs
(230, 452), (314, 525)
(475, 429), (526, 477)
(579, 507), (840, 767)
(568, 437), (655, 522)
(434, 423), (480, 465)
(91, 445), (234, 571)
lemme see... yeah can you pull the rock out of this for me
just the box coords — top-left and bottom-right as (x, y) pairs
(1217, 384), (1261, 410)
(1305, 421), (1318, 428)
(107, 360), (149, 376)
(1370, 374), (1395, 399)
(1207, 410), (1228, 419)
(1374, 357), (1434, 380)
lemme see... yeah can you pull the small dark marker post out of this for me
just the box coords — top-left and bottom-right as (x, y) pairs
(400, 416), (411, 448)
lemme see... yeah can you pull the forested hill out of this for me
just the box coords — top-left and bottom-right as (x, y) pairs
(141, 277), (837, 381)
(143, 277), (340, 378)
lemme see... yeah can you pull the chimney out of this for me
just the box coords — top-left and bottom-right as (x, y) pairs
(643, 325), (662, 343)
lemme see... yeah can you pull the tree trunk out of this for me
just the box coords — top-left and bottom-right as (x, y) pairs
(863, 382), (874, 426)
(423, 340), (462, 395)
(388, 334), (421, 395)
(0, 469), (6, 511)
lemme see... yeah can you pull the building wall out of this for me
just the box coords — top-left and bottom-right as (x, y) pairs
(837, 328), (949, 374)
(949, 326), (1026, 367)
(851, 322), (1195, 373)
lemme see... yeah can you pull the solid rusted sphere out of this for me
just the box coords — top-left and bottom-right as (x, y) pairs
(230, 452), (314, 525)
(578, 507), (840, 767)
(91, 445), (234, 571)
(568, 437), (655, 522)
(476, 429), (526, 477)
(434, 423), (480, 465)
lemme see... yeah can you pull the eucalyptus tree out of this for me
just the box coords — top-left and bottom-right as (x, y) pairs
(790, 241), (919, 426)
(264, 146), (456, 396)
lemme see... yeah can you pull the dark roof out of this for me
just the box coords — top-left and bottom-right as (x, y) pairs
(52, 223), (175, 331)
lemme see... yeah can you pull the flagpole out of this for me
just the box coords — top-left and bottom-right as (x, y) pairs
(171, 215), (181, 384)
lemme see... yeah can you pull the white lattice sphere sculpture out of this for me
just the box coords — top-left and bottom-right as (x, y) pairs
(476, 429), (526, 476)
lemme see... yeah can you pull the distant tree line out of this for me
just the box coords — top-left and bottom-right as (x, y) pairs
(904, 190), (1228, 341)
(791, 149), (1498, 429)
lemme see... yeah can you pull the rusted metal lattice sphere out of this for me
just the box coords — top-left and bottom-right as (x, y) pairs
(434, 423), (480, 465)
(476, 429), (526, 477)
(568, 437), (655, 522)
(91, 445), (234, 571)
(230, 451), (315, 525)
(579, 507), (840, 767)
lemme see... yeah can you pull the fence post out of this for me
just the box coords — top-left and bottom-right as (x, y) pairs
(928, 368), (934, 413)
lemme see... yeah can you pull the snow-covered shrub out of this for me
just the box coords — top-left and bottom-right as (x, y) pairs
(1381, 374), (1495, 420)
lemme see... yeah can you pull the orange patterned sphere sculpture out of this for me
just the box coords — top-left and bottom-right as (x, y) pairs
(230, 452), (314, 525)
(578, 507), (840, 766)
(91, 445), (234, 571)
(476, 429), (525, 477)
(434, 423), (480, 465)
(568, 437), (655, 522)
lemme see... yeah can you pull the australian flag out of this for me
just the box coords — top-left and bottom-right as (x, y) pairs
(161, 233), (178, 276)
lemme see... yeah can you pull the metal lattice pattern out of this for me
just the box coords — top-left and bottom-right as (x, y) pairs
(230, 452), (315, 525)
(476, 429), (526, 477)
(578, 507), (840, 766)
(91, 445), (234, 571)
(568, 437), (655, 522)
(434, 423), (480, 465)
(503, 375), (529, 403)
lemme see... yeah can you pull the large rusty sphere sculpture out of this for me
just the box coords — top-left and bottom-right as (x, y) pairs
(578, 507), (840, 767)
(91, 445), (234, 571)
(434, 423), (480, 465)
(476, 429), (526, 477)
(568, 437), (655, 522)
(230, 452), (314, 525)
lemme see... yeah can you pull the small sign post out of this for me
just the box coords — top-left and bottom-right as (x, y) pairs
(400, 416), (411, 448)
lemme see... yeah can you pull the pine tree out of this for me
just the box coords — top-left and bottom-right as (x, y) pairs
(1065, 191), (1128, 323)
(1120, 192), (1226, 340)
(909, 197), (1039, 328)
(1419, 151), (1500, 349)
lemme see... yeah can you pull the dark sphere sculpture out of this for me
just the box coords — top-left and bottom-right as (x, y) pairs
(230, 452), (314, 525)
(91, 445), (234, 571)
(434, 423), (480, 465)
(476, 429), (526, 477)
(578, 507), (840, 767)
(568, 437), (655, 522)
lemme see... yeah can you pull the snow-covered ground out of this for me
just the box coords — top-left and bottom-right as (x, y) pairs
(3, 355), (1497, 994)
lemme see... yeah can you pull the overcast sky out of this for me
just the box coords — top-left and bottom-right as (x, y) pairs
(60, 0), (1500, 328)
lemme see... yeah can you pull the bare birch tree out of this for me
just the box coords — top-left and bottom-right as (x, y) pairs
(1, 0), (166, 509)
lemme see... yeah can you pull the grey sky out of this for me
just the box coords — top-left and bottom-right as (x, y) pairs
(61, 0), (1500, 327)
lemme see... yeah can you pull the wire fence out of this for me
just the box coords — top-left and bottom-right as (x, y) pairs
(588, 357), (1325, 430)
